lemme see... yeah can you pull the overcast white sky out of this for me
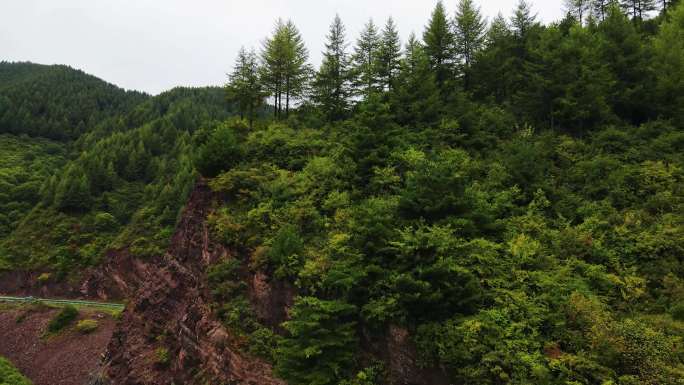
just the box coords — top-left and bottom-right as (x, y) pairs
(1, 0), (565, 95)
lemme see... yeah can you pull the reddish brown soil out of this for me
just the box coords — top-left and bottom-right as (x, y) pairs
(0, 249), (154, 302)
(0, 305), (116, 385)
(106, 182), (284, 385)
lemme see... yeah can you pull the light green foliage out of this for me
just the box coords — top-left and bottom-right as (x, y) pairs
(75, 319), (99, 334)
(0, 357), (32, 385)
(155, 347), (170, 367)
(0, 134), (65, 239)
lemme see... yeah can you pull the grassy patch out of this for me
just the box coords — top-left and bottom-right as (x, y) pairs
(75, 319), (99, 334)
(0, 356), (32, 385)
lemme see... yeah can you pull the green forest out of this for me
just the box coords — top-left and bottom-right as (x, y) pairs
(1, 0), (683, 384)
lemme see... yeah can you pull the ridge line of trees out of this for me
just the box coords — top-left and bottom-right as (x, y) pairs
(226, 0), (681, 131)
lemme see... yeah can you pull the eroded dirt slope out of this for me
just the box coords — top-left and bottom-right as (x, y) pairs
(0, 305), (116, 385)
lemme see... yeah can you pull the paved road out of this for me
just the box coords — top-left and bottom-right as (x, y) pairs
(0, 295), (125, 311)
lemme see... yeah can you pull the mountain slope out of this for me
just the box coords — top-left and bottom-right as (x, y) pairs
(0, 62), (147, 140)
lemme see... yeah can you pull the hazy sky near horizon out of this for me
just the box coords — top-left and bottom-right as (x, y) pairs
(1, 0), (565, 94)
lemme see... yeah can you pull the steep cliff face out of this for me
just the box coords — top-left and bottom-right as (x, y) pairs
(105, 182), (284, 385)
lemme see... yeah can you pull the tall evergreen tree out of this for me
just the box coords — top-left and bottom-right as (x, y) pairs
(391, 33), (442, 126)
(261, 19), (287, 119)
(377, 17), (402, 91)
(352, 19), (382, 99)
(593, 0), (619, 20)
(511, 0), (538, 38)
(261, 19), (310, 119)
(454, 0), (486, 89)
(565, 0), (592, 24)
(620, 0), (657, 19)
(653, 1), (684, 123)
(282, 20), (311, 117)
(423, 1), (455, 88)
(472, 13), (515, 102)
(226, 47), (265, 128)
(312, 15), (352, 121)
(599, 5), (655, 124)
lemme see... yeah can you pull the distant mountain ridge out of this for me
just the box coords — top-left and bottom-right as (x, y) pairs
(0, 61), (148, 140)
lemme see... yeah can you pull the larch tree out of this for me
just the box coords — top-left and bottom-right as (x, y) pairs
(391, 32), (442, 126)
(377, 17), (402, 92)
(352, 19), (382, 99)
(511, 0), (538, 38)
(260, 19), (310, 119)
(226, 47), (265, 128)
(282, 20), (311, 117)
(261, 19), (287, 119)
(312, 14), (353, 121)
(620, 0), (657, 19)
(454, 0), (486, 89)
(592, 0), (619, 20)
(423, 1), (455, 89)
(565, 0), (592, 24)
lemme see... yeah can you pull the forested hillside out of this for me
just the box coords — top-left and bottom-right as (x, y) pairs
(202, 2), (684, 384)
(0, 62), (147, 140)
(0, 0), (682, 384)
(0, 86), (239, 271)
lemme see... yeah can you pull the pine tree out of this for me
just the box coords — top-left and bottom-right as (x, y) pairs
(377, 17), (402, 91)
(423, 1), (455, 88)
(652, 1), (683, 123)
(620, 0), (657, 19)
(352, 19), (382, 99)
(312, 14), (353, 121)
(487, 12), (511, 45)
(565, 0), (592, 24)
(282, 20), (311, 117)
(511, 0), (538, 38)
(391, 33), (442, 127)
(454, 0), (486, 89)
(260, 19), (310, 119)
(261, 19), (287, 119)
(226, 47), (265, 128)
(592, 0), (619, 20)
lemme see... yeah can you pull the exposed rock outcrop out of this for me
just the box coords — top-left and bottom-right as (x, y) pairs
(105, 182), (284, 385)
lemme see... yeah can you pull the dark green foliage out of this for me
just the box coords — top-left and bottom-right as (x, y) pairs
(423, 1), (455, 89)
(46, 305), (78, 334)
(0, 62), (146, 140)
(671, 303), (684, 321)
(0, 356), (32, 385)
(195, 122), (243, 177)
(275, 297), (358, 385)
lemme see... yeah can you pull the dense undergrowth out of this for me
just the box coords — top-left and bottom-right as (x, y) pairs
(199, 3), (684, 385)
(0, 1), (682, 384)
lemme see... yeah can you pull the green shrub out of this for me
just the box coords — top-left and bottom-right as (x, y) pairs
(0, 356), (32, 385)
(94, 212), (118, 231)
(75, 319), (99, 334)
(248, 327), (279, 361)
(671, 303), (684, 321)
(155, 347), (170, 367)
(46, 305), (78, 334)
(36, 273), (51, 283)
